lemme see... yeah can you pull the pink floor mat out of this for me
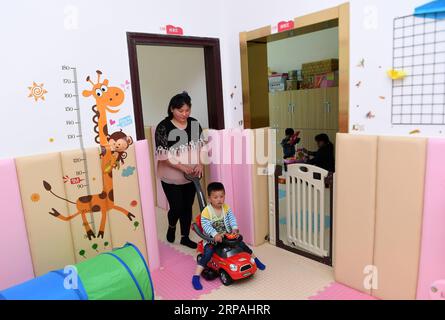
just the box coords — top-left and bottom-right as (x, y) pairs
(309, 282), (378, 300)
(150, 241), (222, 300)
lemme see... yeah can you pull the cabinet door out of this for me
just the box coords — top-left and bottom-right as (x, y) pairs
(268, 92), (279, 129)
(294, 89), (311, 129)
(290, 90), (302, 129)
(269, 91), (290, 129)
(325, 87), (339, 130)
(277, 91), (291, 129)
(314, 88), (329, 130)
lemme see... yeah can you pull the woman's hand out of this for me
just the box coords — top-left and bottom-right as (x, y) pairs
(214, 234), (223, 243)
(193, 164), (203, 178)
(179, 164), (194, 175)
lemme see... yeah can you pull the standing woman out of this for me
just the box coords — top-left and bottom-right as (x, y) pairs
(155, 92), (204, 249)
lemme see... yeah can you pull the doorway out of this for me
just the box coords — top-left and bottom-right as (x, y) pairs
(126, 33), (225, 252)
(240, 3), (350, 266)
(127, 32), (225, 140)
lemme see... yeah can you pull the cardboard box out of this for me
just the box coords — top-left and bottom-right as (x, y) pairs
(269, 73), (288, 92)
(286, 80), (299, 90)
(301, 74), (315, 89)
(314, 71), (339, 88)
(302, 59), (339, 77)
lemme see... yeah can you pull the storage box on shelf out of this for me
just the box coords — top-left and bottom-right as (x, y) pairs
(269, 73), (288, 92)
(302, 59), (339, 78)
(286, 80), (299, 90)
(314, 71), (339, 88)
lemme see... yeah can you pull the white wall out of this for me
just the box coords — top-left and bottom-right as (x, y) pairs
(220, 0), (443, 137)
(0, 0), (224, 159)
(137, 45), (208, 128)
(1, 0), (443, 160)
(267, 27), (339, 73)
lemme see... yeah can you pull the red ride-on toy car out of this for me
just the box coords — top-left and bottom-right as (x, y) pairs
(184, 173), (257, 286)
(192, 215), (257, 286)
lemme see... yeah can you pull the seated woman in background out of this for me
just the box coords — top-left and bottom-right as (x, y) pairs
(302, 133), (335, 172)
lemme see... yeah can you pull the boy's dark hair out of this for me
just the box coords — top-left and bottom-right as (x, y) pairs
(207, 182), (225, 196)
(285, 128), (294, 136)
(167, 91), (192, 119)
(315, 133), (330, 144)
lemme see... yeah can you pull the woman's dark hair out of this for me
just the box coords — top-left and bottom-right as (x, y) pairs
(167, 91), (192, 119)
(207, 182), (225, 196)
(285, 128), (294, 136)
(315, 133), (331, 144)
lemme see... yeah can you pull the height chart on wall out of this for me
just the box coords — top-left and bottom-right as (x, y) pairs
(391, 12), (445, 125)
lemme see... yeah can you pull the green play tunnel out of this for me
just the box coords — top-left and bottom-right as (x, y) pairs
(0, 243), (155, 300)
(76, 242), (154, 300)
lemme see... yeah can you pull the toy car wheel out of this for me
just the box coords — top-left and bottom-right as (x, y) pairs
(219, 270), (233, 286)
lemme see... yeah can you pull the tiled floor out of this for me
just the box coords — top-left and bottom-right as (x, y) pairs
(155, 207), (335, 300)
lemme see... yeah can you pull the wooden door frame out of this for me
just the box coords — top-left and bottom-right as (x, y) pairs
(239, 3), (350, 133)
(127, 32), (225, 140)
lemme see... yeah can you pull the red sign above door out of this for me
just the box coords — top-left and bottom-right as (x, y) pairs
(277, 20), (295, 33)
(166, 25), (184, 35)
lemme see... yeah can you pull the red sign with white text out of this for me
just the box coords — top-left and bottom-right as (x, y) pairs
(166, 25), (184, 35)
(277, 20), (295, 33)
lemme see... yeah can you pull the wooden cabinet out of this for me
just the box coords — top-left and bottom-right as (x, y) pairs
(324, 87), (338, 130)
(269, 87), (339, 131)
(269, 87), (339, 158)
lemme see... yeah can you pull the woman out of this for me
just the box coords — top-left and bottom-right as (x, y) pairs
(155, 92), (204, 249)
(302, 133), (335, 172)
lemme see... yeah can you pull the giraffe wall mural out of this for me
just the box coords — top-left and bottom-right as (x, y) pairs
(12, 70), (148, 276)
(43, 70), (135, 240)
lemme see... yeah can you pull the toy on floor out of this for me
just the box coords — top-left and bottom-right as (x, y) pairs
(0, 243), (154, 300)
(283, 148), (308, 165)
(184, 174), (258, 286)
(430, 280), (445, 300)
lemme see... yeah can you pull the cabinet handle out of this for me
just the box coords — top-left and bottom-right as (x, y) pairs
(326, 102), (331, 113)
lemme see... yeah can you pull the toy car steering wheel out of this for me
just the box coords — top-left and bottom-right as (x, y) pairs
(221, 233), (243, 246)
(225, 233), (239, 240)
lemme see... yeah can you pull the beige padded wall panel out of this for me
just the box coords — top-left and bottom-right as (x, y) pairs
(60, 146), (112, 262)
(15, 153), (76, 276)
(334, 133), (377, 294)
(108, 144), (148, 260)
(373, 136), (426, 300)
(252, 128), (270, 245)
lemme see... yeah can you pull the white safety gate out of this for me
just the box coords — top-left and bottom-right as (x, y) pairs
(286, 164), (330, 257)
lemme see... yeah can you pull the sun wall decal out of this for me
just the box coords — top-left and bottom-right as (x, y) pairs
(28, 82), (48, 101)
